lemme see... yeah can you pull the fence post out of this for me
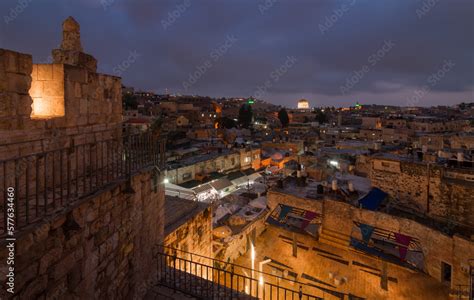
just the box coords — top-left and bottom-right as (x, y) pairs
(230, 265), (234, 299)
(124, 131), (135, 194)
(173, 254), (177, 293)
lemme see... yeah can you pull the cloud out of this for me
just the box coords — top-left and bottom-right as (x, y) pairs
(0, 0), (472, 106)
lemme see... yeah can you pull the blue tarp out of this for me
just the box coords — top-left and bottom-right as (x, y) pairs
(278, 205), (292, 221)
(358, 188), (387, 211)
(359, 223), (375, 243)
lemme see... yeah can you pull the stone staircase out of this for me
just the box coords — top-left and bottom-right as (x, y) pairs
(318, 227), (350, 250)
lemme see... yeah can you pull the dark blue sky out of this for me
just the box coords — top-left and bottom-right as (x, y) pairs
(1, 0), (473, 107)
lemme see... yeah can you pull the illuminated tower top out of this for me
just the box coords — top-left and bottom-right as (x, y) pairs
(61, 16), (83, 51)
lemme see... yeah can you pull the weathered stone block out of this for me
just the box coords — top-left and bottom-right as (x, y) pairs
(43, 80), (64, 97)
(19, 275), (48, 300)
(0, 93), (14, 117)
(7, 73), (30, 94)
(66, 66), (87, 83)
(79, 98), (88, 114)
(18, 53), (33, 75)
(33, 223), (50, 243)
(52, 64), (64, 80)
(29, 80), (44, 97)
(67, 263), (82, 291)
(39, 246), (63, 274)
(0, 71), (7, 91)
(71, 82), (80, 98)
(86, 207), (99, 223)
(15, 262), (39, 291)
(52, 249), (81, 279)
(31, 64), (38, 80)
(17, 233), (34, 256)
(17, 95), (33, 116)
(37, 64), (53, 81)
(51, 215), (67, 230)
(4, 50), (18, 73)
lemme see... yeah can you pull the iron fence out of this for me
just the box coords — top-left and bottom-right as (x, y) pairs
(156, 245), (324, 300)
(0, 132), (166, 236)
(450, 285), (471, 300)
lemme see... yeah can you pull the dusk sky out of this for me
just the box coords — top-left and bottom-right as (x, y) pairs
(1, 0), (473, 107)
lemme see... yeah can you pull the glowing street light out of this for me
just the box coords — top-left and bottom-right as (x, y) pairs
(163, 178), (169, 184)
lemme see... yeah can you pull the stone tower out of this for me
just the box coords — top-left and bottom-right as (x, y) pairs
(61, 16), (83, 51)
(52, 16), (97, 72)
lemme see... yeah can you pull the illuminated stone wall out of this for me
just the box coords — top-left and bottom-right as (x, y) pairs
(267, 190), (474, 296)
(0, 21), (122, 162)
(163, 198), (212, 267)
(30, 64), (65, 119)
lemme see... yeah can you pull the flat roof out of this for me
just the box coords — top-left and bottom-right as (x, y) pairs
(164, 196), (209, 235)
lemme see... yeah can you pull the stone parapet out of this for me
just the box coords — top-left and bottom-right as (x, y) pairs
(0, 170), (165, 299)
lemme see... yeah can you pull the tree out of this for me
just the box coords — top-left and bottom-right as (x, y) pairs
(123, 94), (138, 110)
(149, 116), (163, 136)
(238, 103), (253, 128)
(278, 108), (290, 127)
(315, 109), (328, 124)
(217, 117), (237, 129)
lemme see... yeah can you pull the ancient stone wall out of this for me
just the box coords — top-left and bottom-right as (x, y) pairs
(214, 213), (267, 265)
(267, 190), (324, 214)
(0, 170), (165, 299)
(266, 190), (474, 292)
(30, 64), (65, 119)
(369, 159), (474, 227)
(163, 201), (212, 267)
(0, 37), (122, 162)
(0, 49), (37, 133)
(433, 179), (474, 227)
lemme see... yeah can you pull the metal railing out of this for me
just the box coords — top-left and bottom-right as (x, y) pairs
(156, 246), (324, 300)
(0, 132), (166, 236)
(450, 285), (471, 299)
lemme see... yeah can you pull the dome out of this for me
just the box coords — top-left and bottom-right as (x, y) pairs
(297, 99), (310, 109)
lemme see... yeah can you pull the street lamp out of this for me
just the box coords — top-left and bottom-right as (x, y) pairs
(251, 243), (256, 280)
(258, 258), (272, 297)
